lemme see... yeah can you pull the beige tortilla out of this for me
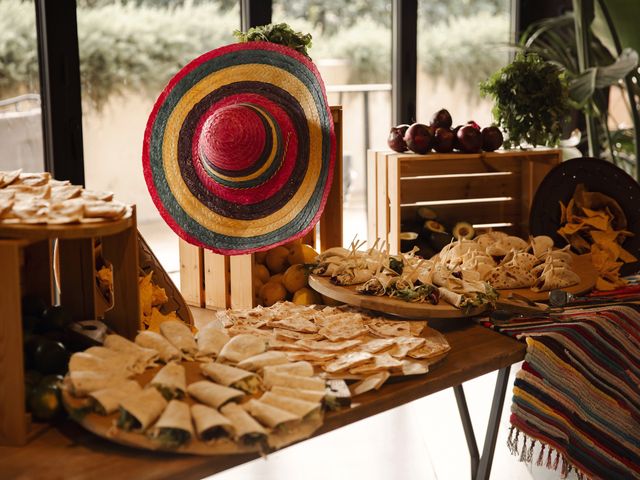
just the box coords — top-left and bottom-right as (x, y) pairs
(103, 334), (158, 372)
(186, 381), (244, 409)
(270, 386), (326, 403)
(532, 266), (581, 292)
(149, 399), (194, 439)
(68, 352), (133, 377)
(220, 402), (267, 443)
(217, 334), (266, 364)
(191, 404), (235, 441)
(135, 331), (182, 363)
(259, 392), (321, 418)
(262, 370), (326, 391)
(67, 371), (124, 397)
(159, 320), (198, 357)
(236, 351), (288, 371)
(149, 362), (187, 398)
(88, 380), (141, 415)
(243, 399), (300, 428)
(263, 361), (314, 377)
(196, 323), (230, 358)
(201, 362), (257, 387)
(118, 387), (167, 432)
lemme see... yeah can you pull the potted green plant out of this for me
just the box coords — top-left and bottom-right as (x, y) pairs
(480, 52), (573, 149)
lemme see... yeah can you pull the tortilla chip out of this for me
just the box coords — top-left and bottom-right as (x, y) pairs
(323, 351), (373, 374)
(349, 372), (390, 396)
(349, 353), (403, 375)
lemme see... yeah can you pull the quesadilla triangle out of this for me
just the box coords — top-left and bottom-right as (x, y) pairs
(159, 320), (198, 357)
(270, 386), (326, 404)
(191, 404), (235, 442)
(217, 333), (266, 364)
(135, 331), (182, 363)
(67, 370), (126, 397)
(149, 362), (187, 400)
(262, 361), (315, 377)
(88, 379), (141, 415)
(236, 351), (288, 371)
(220, 402), (268, 446)
(243, 398), (300, 431)
(117, 387), (167, 432)
(186, 381), (244, 409)
(196, 323), (230, 358)
(103, 334), (159, 372)
(259, 391), (321, 420)
(148, 399), (194, 449)
(200, 362), (261, 395)
(262, 370), (326, 391)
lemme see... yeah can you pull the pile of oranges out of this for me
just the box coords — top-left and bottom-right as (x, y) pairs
(253, 239), (322, 306)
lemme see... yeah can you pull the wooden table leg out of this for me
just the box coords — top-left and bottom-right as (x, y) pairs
(454, 365), (512, 480)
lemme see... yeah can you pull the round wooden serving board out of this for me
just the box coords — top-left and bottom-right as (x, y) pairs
(308, 275), (487, 319)
(496, 253), (598, 302)
(62, 360), (323, 455)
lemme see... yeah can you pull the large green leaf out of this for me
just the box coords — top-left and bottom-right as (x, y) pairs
(592, 0), (640, 58)
(569, 48), (638, 106)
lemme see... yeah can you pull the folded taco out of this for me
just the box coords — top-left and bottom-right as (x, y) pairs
(186, 380), (244, 409)
(88, 379), (141, 415)
(262, 370), (325, 391)
(259, 391), (321, 420)
(242, 398), (299, 430)
(149, 362), (187, 400)
(148, 399), (194, 449)
(159, 320), (198, 357)
(135, 331), (182, 363)
(196, 322), (230, 359)
(270, 386), (326, 404)
(200, 362), (261, 395)
(117, 387), (167, 432)
(191, 404), (235, 442)
(217, 334), (266, 364)
(103, 334), (158, 372)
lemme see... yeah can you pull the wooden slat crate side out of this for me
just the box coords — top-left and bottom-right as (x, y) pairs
(179, 239), (204, 308)
(399, 172), (521, 205)
(0, 240), (28, 446)
(375, 151), (390, 246)
(204, 250), (229, 309)
(229, 254), (255, 309)
(319, 106), (343, 251)
(366, 149), (378, 248)
(387, 155), (401, 254)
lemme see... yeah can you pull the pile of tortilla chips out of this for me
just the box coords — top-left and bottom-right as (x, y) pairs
(97, 266), (183, 331)
(558, 184), (636, 290)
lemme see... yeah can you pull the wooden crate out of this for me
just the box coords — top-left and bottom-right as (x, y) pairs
(367, 149), (562, 254)
(180, 106), (343, 310)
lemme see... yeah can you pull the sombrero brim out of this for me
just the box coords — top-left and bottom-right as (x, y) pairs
(142, 41), (336, 255)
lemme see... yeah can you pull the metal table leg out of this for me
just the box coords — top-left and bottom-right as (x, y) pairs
(454, 366), (512, 480)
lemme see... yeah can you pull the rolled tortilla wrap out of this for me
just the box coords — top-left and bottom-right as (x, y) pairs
(159, 320), (198, 357)
(263, 361), (314, 377)
(186, 381), (244, 409)
(117, 387), (167, 432)
(242, 399), (299, 429)
(150, 362), (187, 400)
(69, 351), (134, 377)
(236, 351), (288, 371)
(262, 370), (325, 391)
(200, 362), (261, 394)
(148, 399), (193, 448)
(67, 371), (124, 397)
(437, 287), (464, 308)
(270, 386), (326, 403)
(88, 379), (141, 415)
(135, 331), (181, 363)
(103, 334), (158, 372)
(220, 402), (267, 445)
(191, 404), (235, 442)
(259, 391), (321, 419)
(217, 334), (266, 364)
(196, 323), (230, 358)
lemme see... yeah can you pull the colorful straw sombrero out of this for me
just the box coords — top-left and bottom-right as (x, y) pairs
(142, 41), (336, 255)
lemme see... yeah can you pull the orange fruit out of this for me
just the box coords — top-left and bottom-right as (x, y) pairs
(292, 287), (322, 305)
(265, 246), (289, 274)
(282, 264), (309, 293)
(254, 250), (267, 265)
(259, 281), (288, 307)
(254, 264), (270, 284)
(300, 244), (319, 263)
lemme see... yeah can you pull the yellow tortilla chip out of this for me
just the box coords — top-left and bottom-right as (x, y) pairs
(151, 283), (169, 306)
(139, 272), (154, 317)
(144, 307), (178, 333)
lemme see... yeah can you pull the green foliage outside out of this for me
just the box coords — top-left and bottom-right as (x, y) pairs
(0, 0), (509, 108)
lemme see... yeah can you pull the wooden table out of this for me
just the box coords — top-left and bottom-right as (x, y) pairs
(0, 319), (525, 480)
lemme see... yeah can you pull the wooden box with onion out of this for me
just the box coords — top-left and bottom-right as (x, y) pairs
(179, 106), (343, 310)
(367, 148), (562, 255)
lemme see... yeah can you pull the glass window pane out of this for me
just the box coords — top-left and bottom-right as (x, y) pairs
(77, 0), (240, 275)
(272, 1), (393, 246)
(417, 0), (511, 129)
(0, 0), (44, 173)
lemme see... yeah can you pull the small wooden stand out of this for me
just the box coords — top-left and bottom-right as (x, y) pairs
(0, 211), (139, 446)
(179, 106), (344, 310)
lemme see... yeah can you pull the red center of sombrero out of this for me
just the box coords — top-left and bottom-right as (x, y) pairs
(198, 103), (266, 172)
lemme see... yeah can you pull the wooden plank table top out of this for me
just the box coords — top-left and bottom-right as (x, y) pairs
(0, 319), (525, 480)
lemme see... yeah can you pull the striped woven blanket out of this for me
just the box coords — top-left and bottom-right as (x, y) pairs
(482, 304), (640, 479)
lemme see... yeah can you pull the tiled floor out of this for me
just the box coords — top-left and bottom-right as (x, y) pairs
(138, 213), (573, 480)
